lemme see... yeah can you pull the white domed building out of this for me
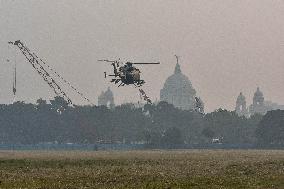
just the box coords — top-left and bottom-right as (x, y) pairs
(235, 92), (249, 117)
(98, 87), (115, 109)
(160, 62), (202, 111)
(235, 87), (284, 117)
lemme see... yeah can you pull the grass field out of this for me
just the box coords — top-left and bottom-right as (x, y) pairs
(0, 150), (283, 189)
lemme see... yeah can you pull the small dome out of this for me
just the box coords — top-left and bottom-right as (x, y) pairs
(237, 92), (246, 102)
(253, 87), (264, 106)
(254, 87), (263, 97)
(105, 87), (113, 96)
(98, 87), (115, 108)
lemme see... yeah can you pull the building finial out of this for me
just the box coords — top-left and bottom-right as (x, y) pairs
(174, 55), (181, 74)
(175, 55), (179, 64)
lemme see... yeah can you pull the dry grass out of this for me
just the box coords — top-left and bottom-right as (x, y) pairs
(0, 150), (283, 188)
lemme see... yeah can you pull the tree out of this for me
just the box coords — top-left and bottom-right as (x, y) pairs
(256, 110), (284, 146)
(50, 96), (69, 113)
(204, 109), (253, 144)
(162, 127), (184, 147)
(202, 127), (215, 139)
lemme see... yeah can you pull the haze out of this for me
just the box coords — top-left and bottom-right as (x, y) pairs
(0, 0), (283, 112)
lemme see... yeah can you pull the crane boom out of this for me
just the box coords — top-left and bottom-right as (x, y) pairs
(8, 40), (73, 105)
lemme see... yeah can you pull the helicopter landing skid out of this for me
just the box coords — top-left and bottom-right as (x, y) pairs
(118, 82), (125, 87)
(135, 80), (145, 87)
(134, 83), (142, 88)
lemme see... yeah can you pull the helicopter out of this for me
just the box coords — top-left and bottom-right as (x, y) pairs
(99, 59), (160, 87)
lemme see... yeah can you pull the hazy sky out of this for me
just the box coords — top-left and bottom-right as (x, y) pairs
(0, 0), (283, 112)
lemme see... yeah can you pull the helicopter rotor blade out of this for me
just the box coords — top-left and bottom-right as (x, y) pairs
(131, 62), (160, 65)
(98, 59), (117, 63)
(108, 74), (119, 77)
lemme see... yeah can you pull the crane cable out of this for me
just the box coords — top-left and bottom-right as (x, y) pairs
(34, 54), (93, 104)
(7, 43), (17, 103)
(138, 89), (152, 104)
(12, 49), (16, 100)
(30, 51), (94, 105)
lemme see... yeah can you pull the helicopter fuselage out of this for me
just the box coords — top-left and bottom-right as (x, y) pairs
(111, 62), (144, 87)
(100, 59), (159, 87)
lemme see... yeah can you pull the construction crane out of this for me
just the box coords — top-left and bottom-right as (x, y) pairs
(8, 40), (93, 105)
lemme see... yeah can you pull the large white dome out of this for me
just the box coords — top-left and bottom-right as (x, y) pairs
(160, 63), (196, 110)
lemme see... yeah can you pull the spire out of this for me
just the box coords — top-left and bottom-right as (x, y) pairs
(174, 55), (181, 74)
(174, 63), (181, 74)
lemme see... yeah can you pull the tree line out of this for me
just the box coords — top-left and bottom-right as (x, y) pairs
(0, 96), (283, 147)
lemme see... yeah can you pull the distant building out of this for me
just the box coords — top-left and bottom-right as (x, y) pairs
(98, 87), (115, 109)
(160, 59), (203, 111)
(235, 87), (284, 117)
(235, 92), (248, 117)
(249, 87), (267, 115)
